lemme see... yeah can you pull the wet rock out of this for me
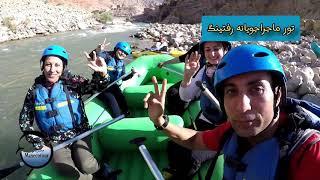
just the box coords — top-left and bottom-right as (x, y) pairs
(298, 67), (315, 82)
(313, 67), (320, 85)
(287, 77), (303, 92)
(297, 81), (318, 95)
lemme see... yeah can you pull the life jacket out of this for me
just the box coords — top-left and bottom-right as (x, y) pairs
(97, 51), (125, 85)
(222, 133), (280, 180)
(205, 97), (320, 180)
(200, 67), (224, 125)
(166, 81), (190, 116)
(34, 81), (83, 135)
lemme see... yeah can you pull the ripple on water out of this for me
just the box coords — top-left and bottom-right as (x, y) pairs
(1, 48), (9, 51)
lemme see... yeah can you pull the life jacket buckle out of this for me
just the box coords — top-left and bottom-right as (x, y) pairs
(52, 124), (64, 132)
(225, 156), (247, 172)
(47, 110), (58, 118)
(45, 98), (55, 103)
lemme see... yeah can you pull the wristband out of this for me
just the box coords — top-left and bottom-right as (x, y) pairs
(154, 115), (169, 130)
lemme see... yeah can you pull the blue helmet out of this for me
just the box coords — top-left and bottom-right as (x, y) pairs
(214, 44), (286, 99)
(114, 41), (131, 55)
(41, 45), (69, 64)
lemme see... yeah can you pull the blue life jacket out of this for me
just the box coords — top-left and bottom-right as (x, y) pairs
(97, 51), (125, 85)
(206, 98), (320, 180)
(222, 133), (279, 180)
(200, 68), (224, 124)
(34, 81), (83, 135)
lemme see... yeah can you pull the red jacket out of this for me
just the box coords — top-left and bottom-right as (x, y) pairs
(202, 113), (320, 179)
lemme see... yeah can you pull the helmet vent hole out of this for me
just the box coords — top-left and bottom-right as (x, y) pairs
(254, 52), (269, 57)
(62, 51), (66, 53)
(217, 62), (226, 69)
(48, 48), (53, 50)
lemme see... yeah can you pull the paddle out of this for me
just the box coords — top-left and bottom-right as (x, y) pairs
(0, 114), (125, 179)
(84, 69), (136, 105)
(130, 137), (164, 180)
(0, 162), (25, 179)
(195, 81), (221, 111)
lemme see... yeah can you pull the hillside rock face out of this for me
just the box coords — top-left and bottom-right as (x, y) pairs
(49, 0), (164, 16)
(157, 0), (320, 24)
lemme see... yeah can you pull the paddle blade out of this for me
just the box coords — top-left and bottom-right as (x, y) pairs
(0, 163), (22, 178)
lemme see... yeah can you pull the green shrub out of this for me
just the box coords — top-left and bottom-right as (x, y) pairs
(93, 11), (113, 23)
(2, 17), (16, 32)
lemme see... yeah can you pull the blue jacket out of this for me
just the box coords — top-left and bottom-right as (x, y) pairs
(97, 51), (125, 84)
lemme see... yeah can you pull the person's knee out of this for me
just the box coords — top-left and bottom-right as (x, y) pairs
(72, 140), (99, 174)
(76, 162), (99, 174)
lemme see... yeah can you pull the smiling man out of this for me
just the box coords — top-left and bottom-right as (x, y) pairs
(144, 44), (320, 179)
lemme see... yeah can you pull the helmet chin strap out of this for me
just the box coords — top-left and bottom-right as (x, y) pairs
(206, 62), (218, 67)
(272, 86), (282, 120)
(254, 87), (281, 139)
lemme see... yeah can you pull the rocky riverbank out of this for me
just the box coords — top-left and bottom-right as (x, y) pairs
(0, 0), (99, 43)
(0, 0), (166, 43)
(132, 23), (320, 105)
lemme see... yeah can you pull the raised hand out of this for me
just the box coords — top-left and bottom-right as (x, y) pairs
(143, 76), (167, 125)
(85, 51), (107, 74)
(182, 51), (201, 86)
(95, 38), (110, 53)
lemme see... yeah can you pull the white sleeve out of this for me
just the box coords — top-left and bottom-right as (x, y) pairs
(179, 67), (205, 102)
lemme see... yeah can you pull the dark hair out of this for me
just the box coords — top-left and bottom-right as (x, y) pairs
(199, 41), (231, 55)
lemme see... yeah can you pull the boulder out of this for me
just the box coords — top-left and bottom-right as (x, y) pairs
(297, 80), (318, 95)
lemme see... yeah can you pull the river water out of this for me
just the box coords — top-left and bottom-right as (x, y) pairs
(0, 23), (152, 180)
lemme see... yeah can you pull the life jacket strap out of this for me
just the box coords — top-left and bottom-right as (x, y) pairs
(63, 85), (78, 128)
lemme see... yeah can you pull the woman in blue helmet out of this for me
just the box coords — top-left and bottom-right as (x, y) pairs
(90, 40), (134, 117)
(144, 44), (320, 179)
(19, 45), (121, 179)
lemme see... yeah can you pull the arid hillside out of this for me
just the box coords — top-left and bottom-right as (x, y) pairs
(48, 0), (164, 16)
(156, 0), (320, 24)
